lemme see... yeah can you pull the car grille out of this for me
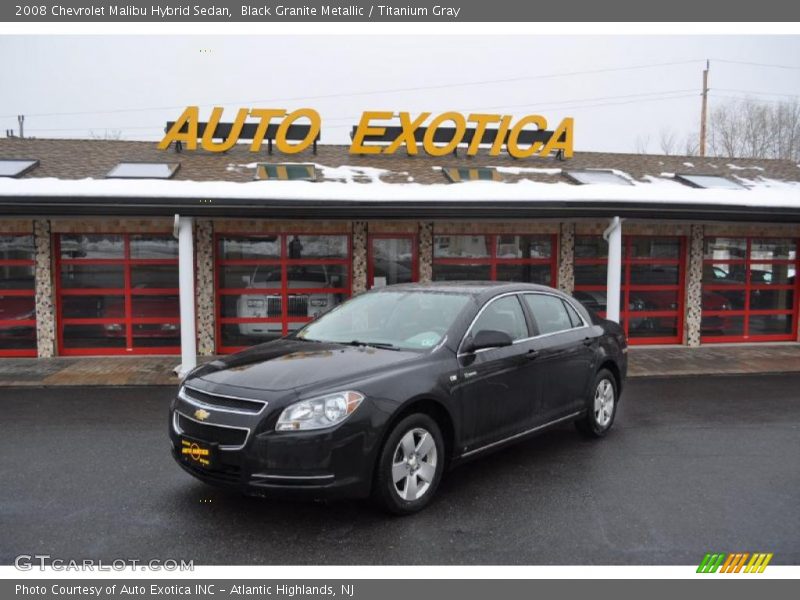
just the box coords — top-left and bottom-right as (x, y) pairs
(266, 296), (282, 317)
(176, 413), (248, 448)
(287, 295), (308, 317)
(182, 385), (266, 414)
(264, 295), (308, 317)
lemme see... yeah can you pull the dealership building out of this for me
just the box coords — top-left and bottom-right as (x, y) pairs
(1, 136), (799, 371)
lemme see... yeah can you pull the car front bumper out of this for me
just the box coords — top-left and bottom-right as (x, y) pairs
(168, 383), (383, 499)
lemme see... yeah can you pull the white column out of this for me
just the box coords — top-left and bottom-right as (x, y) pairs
(603, 217), (623, 323)
(175, 215), (197, 378)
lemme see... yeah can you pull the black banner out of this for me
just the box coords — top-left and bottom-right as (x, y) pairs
(3, 579), (799, 600)
(4, 0), (799, 22)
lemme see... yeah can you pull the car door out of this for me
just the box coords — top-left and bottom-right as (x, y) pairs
(522, 293), (595, 423)
(455, 294), (539, 452)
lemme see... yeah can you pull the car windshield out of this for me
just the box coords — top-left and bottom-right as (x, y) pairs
(296, 290), (472, 350)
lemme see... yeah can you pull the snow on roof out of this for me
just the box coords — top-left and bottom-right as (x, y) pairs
(1, 171), (798, 209)
(490, 166), (562, 175)
(727, 163), (765, 171)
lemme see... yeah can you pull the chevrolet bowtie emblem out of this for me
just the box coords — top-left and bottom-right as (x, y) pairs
(194, 408), (211, 421)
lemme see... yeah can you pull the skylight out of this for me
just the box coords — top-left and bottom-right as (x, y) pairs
(565, 170), (633, 186)
(675, 174), (745, 190)
(256, 163), (316, 181)
(0, 159), (39, 178)
(442, 167), (500, 183)
(106, 162), (180, 179)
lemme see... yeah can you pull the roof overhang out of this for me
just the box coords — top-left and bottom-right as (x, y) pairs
(1, 195), (799, 222)
(0, 177), (798, 222)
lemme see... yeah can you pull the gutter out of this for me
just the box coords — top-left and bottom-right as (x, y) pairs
(1, 196), (800, 222)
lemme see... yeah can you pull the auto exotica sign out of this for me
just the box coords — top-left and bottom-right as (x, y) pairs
(158, 107), (574, 159)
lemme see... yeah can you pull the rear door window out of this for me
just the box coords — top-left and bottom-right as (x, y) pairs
(562, 300), (584, 328)
(523, 294), (575, 335)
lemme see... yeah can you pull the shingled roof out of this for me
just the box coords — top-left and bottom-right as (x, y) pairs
(1, 137), (798, 186)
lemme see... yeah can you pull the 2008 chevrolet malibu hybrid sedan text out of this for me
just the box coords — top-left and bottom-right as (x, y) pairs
(170, 282), (627, 514)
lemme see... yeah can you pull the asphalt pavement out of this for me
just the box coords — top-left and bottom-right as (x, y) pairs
(0, 374), (798, 565)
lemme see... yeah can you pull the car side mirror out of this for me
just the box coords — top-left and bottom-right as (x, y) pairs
(464, 329), (513, 353)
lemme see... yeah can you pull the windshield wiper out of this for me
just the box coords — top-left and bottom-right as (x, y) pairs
(345, 340), (400, 351)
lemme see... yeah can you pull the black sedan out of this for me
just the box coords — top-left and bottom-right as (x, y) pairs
(170, 282), (627, 514)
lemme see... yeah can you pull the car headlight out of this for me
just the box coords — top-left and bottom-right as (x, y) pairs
(275, 391), (364, 431)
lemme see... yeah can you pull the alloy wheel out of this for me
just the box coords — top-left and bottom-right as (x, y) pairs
(594, 379), (615, 428)
(391, 427), (438, 501)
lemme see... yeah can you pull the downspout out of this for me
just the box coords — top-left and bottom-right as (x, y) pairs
(174, 214), (197, 378)
(602, 216), (623, 324)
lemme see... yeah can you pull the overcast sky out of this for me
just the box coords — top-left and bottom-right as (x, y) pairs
(1, 35), (798, 154)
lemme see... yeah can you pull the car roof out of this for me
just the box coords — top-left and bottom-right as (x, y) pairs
(370, 280), (564, 300)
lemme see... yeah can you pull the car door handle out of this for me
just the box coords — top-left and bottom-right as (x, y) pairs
(525, 349), (539, 360)
(582, 337), (594, 346)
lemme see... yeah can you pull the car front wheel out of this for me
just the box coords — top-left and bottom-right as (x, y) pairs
(576, 369), (618, 438)
(373, 413), (445, 515)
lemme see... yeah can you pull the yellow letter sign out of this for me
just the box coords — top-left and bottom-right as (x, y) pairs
(348, 111), (573, 158)
(159, 107), (321, 154)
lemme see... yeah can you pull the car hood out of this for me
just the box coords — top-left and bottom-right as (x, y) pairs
(190, 338), (420, 392)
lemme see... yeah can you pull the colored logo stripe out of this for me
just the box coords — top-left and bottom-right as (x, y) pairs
(697, 552), (773, 573)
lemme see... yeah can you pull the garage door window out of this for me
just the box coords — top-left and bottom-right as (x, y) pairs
(368, 235), (417, 288)
(216, 233), (351, 352)
(0, 234), (36, 357)
(433, 234), (556, 285)
(55, 233), (180, 355)
(573, 235), (686, 344)
(701, 237), (798, 342)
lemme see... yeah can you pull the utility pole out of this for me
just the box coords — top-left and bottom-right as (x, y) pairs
(699, 60), (709, 157)
(17, 115), (24, 139)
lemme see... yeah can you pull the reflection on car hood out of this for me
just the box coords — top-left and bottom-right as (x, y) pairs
(190, 338), (419, 392)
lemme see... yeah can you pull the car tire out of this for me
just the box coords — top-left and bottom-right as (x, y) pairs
(372, 413), (445, 515)
(575, 369), (618, 438)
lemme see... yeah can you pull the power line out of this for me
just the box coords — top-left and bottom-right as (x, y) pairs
(0, 59), (704, 120)
(324, 93), (699, 130)
(714, 88), (800, 99)
(319, 88), (699, 123)
(25, 91), (701, 135)
(711, 58), (800, 71)
(709, 93), (799, 105)
(6, 57), (800, 122)
(26, 125), (160, 133)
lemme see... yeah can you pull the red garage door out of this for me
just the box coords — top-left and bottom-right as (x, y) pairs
(432, 234), (557, 285)
(215, 233), (351, 353)
(55, 233), (180, 355)
(574, 235), (687, 344)
(701, 237), (799, 342)
(0, 234), (36, 357)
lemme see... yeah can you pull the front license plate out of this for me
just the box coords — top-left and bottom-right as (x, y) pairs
(179, 437), (216, 469)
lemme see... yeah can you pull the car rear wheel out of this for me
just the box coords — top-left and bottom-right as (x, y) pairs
(373, 413), (444, 515)
(576, 369), (617, 438)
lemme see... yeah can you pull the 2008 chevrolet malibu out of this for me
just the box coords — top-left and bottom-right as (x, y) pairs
(170, 282), (627, 514)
